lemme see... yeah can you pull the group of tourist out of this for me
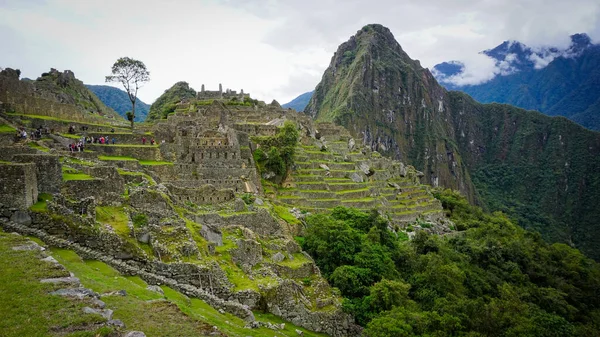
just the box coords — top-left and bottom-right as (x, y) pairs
(141, 137), (157, 145)
(68, 141), (85, 152)
(15, 126), (49, 141)
(86, 136), (115, 145)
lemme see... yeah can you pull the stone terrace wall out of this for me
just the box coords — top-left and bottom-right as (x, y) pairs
(13, 154), (62, 194)
(0, 163), (38, 208)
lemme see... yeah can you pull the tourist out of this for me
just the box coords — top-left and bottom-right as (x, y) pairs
(150, 139), (155, 145)
(142, 137), (146, 145)
(112, 137), (116, 145)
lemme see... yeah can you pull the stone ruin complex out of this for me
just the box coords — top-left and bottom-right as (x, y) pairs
(197, 83), (250, 101)
(0, 78), (452, 336)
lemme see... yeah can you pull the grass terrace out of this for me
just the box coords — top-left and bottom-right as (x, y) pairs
(62, 166), (94, 181)
(0, 124), (16, 133)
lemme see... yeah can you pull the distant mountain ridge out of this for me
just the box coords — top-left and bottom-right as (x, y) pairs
(86, 85), (150, 122)
(432, 34), (600, 131)
(282, 91), (313, 111)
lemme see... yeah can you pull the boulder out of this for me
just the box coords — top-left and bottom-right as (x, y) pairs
(10, 211), (31, 225)
(124, 332), (146, 337)
(82, 307), (113, 320)
(319, 164), (330, 171)
(349, 172), (363, 183)
(272, 252), (285, 263)
(234, 198), (246, 212)
(51, 288), (98, 299)
(358, 162), (374, 176)
(348, 138), (355, 151)
(147, 285), (164, 295)
(200, 224), (223, 246)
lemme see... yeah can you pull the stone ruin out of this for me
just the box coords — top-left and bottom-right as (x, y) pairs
(197, 83), (250, 101)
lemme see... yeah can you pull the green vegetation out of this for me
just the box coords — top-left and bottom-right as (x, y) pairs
(98, 155), (137, 161)
(28, 142), (49, 152)
(30, 193), (53, 212)
(0, 232), (115, 336)
(253, 121), (299, 184)
(273, 205), (301, 225)
(300, 197), (600, 336)
(138, 160), (173, 166)
(147, 81), (197, 120)
(0, 123), (16, 133)
(62, 166), (94, 181)
(96, 206), (129, 235)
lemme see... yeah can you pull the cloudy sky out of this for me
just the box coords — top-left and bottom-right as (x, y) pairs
(1, 0), (599, 104)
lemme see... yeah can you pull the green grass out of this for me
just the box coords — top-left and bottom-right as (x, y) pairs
(30, 193), (53, 212)
(0, 232), (114, 336)
(0, 124), (16, 133)
(139, 160), (174, 166)
(63, 172), (94, 181)
(98, 155), (137, 161)
(28, 142), (50, 152)
(58, 133), (82, 139)
(273, 205), (301, 225)
(95, 206), (129, 236)
(51, 246), (326, 336)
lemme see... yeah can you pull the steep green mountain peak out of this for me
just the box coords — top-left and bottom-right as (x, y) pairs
(147, 81), (197, 120)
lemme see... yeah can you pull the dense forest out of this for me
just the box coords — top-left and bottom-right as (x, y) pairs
(299, 191), (600, 336)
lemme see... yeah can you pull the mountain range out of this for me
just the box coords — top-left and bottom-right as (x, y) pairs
(432, 34), (600, 131)
(86, 84), (150, 122)
(304, 24), (600, 260)
(282, 91), (313, 111)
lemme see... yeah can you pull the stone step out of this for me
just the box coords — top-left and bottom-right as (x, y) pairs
(326, 182), (369, 192)
(340, 198), (380, 208)
(335, 188), (372, 199)
(292, 175), (324, 182)
(281, 190), (338, 199)
(295, 182), (330, 191)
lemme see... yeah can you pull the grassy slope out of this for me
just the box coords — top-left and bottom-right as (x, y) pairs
(51, 247), (327, 337)
(0, 231), (113, 337)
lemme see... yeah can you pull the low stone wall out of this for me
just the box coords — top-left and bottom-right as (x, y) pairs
(0, 163), (38, 208)
(195, 208), (283, 237)
(62, 178), (124, 204)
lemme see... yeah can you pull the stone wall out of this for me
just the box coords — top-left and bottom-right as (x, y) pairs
(12, 154), (62, 194)
(62, 178), (124, 204)
(0, 163), (38, 208)
(195, 208), (283, 237)
(0, 145), (38, 161)
(87, 144), (162, 161)
(166, 184), (234, 205)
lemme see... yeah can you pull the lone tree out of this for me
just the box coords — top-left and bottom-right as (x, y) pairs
(106, 57), (150, 129)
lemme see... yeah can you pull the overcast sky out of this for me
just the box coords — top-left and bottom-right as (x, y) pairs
(1, 0), (599, 104)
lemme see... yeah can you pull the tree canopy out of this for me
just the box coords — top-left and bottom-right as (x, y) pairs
(105, 57), (150, 128)
(299, 192), (600, 336)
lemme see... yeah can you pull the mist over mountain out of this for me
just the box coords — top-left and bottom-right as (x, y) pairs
(433, 34), (600, 131)
(306, 24), (600, 260)
(86, 85), (150, 122)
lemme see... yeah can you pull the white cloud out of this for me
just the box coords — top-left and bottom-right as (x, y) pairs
(1, 0), (599, 103)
